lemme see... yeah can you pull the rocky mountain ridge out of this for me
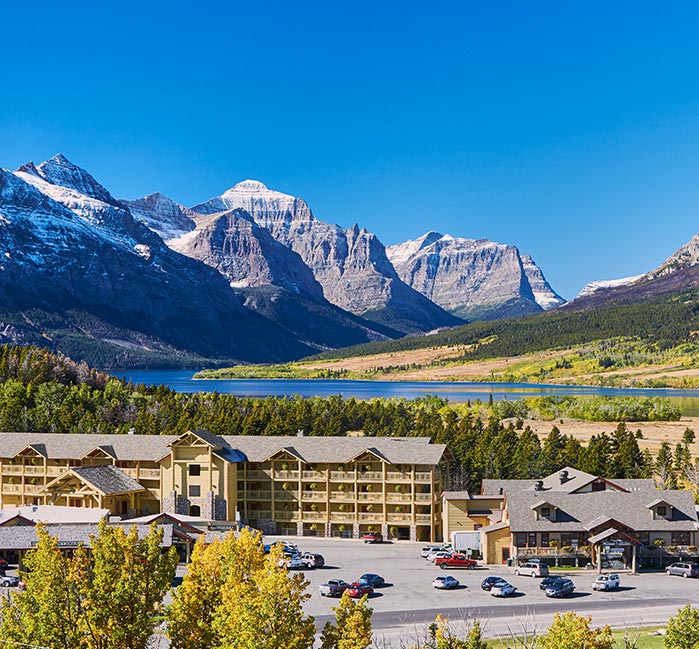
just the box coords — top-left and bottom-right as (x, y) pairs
(386, 232), (564, 320)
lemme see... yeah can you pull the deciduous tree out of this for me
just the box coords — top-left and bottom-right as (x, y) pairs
(665, 603), (699, 649)
(539, 612), (613, 649)
(319, 592), (373, 649)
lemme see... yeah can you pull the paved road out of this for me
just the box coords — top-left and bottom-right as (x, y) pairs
(265, 535), (699, 646)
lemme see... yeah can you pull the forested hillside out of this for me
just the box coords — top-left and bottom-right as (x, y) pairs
(307, 290), (699, 362)
(0, 345), (695, 495)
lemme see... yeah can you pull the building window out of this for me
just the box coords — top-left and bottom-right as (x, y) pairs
(540, 532), (549, 547)
(189, 465), (201, 476)
(189, 505), (201, 516)
(528, 533), (537, 547)
(540, 506), (551, 518)
(672, 532), (690, 546)
(656, 505), (667, 518)
(591, 481), (606, 492)
(189, 485), (201, 497)
(514, 533), (527, 547)
(635, 532), (650, 545)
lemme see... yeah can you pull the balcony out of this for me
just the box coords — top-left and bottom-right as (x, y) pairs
(23, 466), (45, 474)
(358, 513), (383, 523)
(274, 491), (298, 501)
(356, 471), (383, 481)
(275, 511), (300, 521)
(329, 471), (354, 481)
(2, 484), (21, 492)
(415, 472), (431, 482)
(302, 471), (326, 480)
(274, 470), (299, 480)
(330, 490), (355, 501)
(2, 466), (23, 475)
(386, 472), (411, 482)
(139, 468), (161, 479)
(46, 466), (63, 476)
(357, 492), (382, 502)
(302, 491), (326, 501)
(415, 493), (433, 502)
(386, 493), (412, 503)
(517, 547), (591, 558)
(415, 514), (433, 524)
(244, 490), (272, 500)
(245, 470), (271, 480)
(301, 511), (326, 521)
(330, 512), (355, 522)
(387, 513), (412, 523)
(248, 509), (272, 519)
(23, 484), (43, 493)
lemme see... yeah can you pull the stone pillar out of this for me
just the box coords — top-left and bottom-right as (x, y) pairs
(296, 521), (304, 537)
(325, 522), (332, 538)
(409, 524), (417, 542)
(631, 545), (638, 573)
(381, 523), (389, 540)
(352, 523), (360, 539)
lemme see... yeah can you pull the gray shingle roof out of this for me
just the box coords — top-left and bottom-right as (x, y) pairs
(70, 465), (146, 495)
(0, 523), (173, 550)
(506, 488), (698, 533)
(0, 432), (445, 467)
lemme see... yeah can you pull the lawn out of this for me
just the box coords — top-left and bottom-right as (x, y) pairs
(486, 627), (666, 648)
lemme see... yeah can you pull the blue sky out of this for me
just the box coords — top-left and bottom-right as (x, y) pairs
(3, 1), (699, 299)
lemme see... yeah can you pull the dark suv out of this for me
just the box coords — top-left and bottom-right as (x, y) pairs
(545, 578), (575, 598)
(666, 562), (699, 578)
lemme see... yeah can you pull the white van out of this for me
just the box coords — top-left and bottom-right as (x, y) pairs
(515, 561), (549, 577)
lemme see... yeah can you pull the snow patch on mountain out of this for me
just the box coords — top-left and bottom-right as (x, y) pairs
(122, 192), (199, 241)
(576, 275), (644, 298)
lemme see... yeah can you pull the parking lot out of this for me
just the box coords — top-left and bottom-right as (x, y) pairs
(265, 535), (699, 642)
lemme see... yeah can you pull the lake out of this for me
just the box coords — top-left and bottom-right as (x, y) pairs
(114, 370), (699, 415)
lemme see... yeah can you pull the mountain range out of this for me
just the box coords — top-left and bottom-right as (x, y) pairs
(4, 153), (695, 368)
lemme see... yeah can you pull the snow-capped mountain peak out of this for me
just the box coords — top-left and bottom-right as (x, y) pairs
(18, 154), (119, 207)
(231, 179), (269, 191)
(121, 192), (199, 241)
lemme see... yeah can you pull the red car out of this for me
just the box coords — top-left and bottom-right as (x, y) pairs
(361, 532), (383, 544)
(434, 554), (478, 570)
(346, 581), (374, 598)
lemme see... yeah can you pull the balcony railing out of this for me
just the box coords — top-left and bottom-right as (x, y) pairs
(517, 547), (591, 557)
(274, 491), (298, 501)
(385, 472), (411, 482)
(302, 491), (326, 501)
(330, 512), (355, 522)
(357, 492), (382, 501)
(244, 491), (272, 500)
(415, 472), (431, 482)
(301, 511), (326, 520)
(248, 510), (272, 519)
(2, 466), (23, 475)
(357, 471), (383, 481)
(415, 493), (432, 502)
(274, 471), (299, 480)
(23, 484), (43, 493)
(330, 471), (355, 480)
(415, 514), (433, 523)
(302, 471), (326, 480)
(275, 512), (300, 521)
(2, 484), (21, 492)
(358, 513), (383, 522)
(330, 490), (355, 501)
(139, 468), (161, 479)
(387, 513), (412, 523)
(245, 470), (271, 480)
(22, 466), (45, 474)
(386, 493), (412, 503)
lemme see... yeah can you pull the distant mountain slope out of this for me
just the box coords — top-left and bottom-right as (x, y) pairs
(122, 193), (199, 241)
(386, 232), (564, 319)
(0, 156), (313, 367)
(192, 181), (462, 334)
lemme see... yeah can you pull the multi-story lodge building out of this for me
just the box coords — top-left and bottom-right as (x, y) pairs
(0, 430), (447, 542)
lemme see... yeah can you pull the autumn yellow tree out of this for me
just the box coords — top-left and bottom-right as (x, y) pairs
(169, 529), (314, 649)
(0, 521), (177, 649)
(539, 612), (613, 649)
(319, 591), (373, 649)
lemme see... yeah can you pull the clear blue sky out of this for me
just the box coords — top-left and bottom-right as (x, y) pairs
(3, 1), (699, 299)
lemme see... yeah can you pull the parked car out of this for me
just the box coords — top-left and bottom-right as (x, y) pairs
(435, 554), (478, 570)
(281, 554), (304, 570)
(539, 576), (565, 591)
(0, 559), (8, 570)
(359, 573), (385, 588)
(490, 580), (517, 597)
(515, 562), (549, 577)
(300, 552), (325, 569)
(0, 576), (18, 587)
(421, 544), (450, 558)
(666, 562), (699, 578)
(481, 575), (504, 591)
(318, 579), (350, 597)
(545, 578), (575, 598)
(361, 532), (383, 544)
(347, 581), (374, 597)
(432, 575), (460, 589)
(592, 574), (620, 591)
(427, 550), (454, 563)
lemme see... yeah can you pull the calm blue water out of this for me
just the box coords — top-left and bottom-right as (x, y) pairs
(114, 370), (699, 415)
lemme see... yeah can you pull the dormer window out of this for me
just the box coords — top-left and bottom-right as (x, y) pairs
(541, 506), (551, 518)
(657, 505), (667, 517)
